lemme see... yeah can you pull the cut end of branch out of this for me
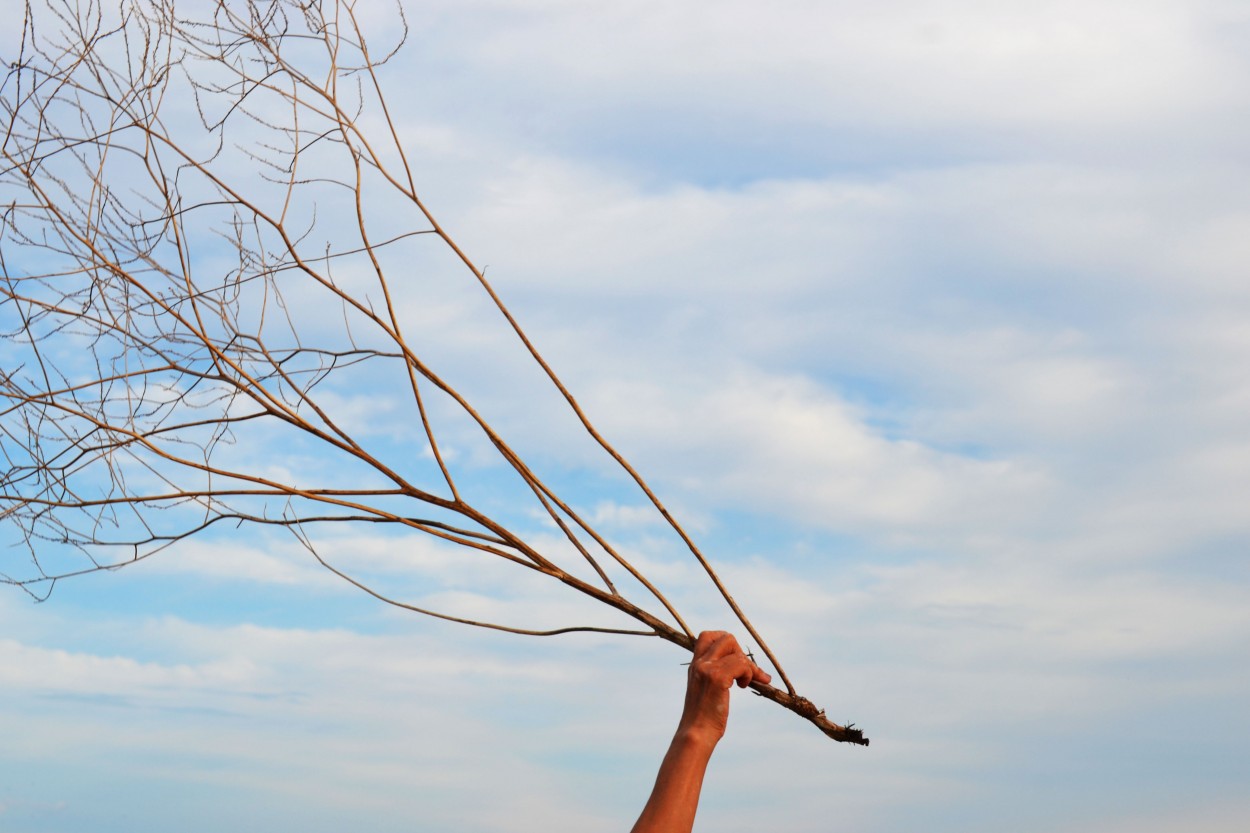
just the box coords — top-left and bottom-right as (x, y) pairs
(749, 683), (870, 746)
(813, 715), (869, 746)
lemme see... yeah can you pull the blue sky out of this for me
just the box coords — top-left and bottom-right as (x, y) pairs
(3, 1), (1250, 831)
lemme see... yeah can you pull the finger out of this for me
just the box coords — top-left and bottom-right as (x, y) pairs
(726, 653), (771, 688)
(693, 630), (727, 658)
(704, 632), (742, 661)
(703, 652), (753, 689)
(691, 632), (772, 687)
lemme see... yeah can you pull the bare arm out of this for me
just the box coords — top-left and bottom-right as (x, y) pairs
(631, 631), (771, 833)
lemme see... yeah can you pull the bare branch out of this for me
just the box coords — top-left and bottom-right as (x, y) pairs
(0, 0), (866, 744)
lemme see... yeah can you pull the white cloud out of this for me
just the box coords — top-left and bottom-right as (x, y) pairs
(0, 607), (680, 831)
(5, 1), (1250, 831)
(1065, 801), (1250, 833)
(135, 536), (335, 587)
(389, 0), (1246, 169)
(582, 368), (1049, 537)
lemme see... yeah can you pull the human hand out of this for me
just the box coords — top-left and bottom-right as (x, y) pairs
(677, 631), (772, 747)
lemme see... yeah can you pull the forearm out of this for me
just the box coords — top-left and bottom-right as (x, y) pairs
(630, 730), (719, 833)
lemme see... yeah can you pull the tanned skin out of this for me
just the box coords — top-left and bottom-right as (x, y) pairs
(630, 631), (772, 833)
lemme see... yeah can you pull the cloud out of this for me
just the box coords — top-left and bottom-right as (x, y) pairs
(580, 368), (1049, 539)
(135, 536), (336, 587)
(383, 0), (1247, 180)
(0, 606), (680, 832)
(5, 2), (1250, 831)
(1065, 801), (1250, 833)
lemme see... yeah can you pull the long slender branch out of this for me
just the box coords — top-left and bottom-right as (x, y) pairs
(0, 0), (866, 744)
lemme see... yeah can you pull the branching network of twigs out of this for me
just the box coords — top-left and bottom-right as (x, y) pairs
(0, 0), (866, 745)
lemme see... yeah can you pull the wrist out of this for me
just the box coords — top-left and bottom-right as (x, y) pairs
(672, 725), (722, 754)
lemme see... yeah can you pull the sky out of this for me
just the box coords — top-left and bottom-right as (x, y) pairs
(2, 0), (1250, 831)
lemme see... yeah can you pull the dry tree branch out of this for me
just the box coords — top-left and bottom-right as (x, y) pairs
(0, 0), (867, 746)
